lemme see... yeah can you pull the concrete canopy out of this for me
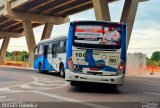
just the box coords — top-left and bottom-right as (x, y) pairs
(0, 0), (148, 66)
(0, 0), (118, 66)
(0, 0), (117, 36)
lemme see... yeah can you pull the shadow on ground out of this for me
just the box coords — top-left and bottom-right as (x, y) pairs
(69, 82), (122, 94)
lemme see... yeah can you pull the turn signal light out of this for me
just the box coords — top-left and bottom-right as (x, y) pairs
(116, 60), (124, 75)
(118, 60), (124, 71)
(68, 57), (73, 71)
(119, 65), (123, 71)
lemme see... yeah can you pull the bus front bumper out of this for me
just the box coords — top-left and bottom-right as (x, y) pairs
(65, 69), (125, 85)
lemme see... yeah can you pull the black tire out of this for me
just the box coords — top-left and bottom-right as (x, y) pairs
(38, 63), (43, 73)
(60, 64), (65, 78)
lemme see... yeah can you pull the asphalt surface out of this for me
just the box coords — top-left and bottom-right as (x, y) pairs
(0, 66), (160, 108)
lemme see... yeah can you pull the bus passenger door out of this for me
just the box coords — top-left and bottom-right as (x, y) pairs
(47, 43), (53, 71)
(43, 45), (48, 70)
(33, 46), (39, 69)
(52, 43), (59, 71)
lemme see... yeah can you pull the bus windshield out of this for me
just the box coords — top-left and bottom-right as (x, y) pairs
(73, 24), (122, 49)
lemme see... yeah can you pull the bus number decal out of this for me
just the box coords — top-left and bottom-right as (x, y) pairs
(75, 53), (86, 57)
(110, 59), (116, 63)
(109, 56), (119, 65)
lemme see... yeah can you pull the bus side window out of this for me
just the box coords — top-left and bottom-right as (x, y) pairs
(52, 43), (58, 58)
(48, 43), (52, 54)
(60, 41), (64, 47)
(66, 40), (68, 49)
(64, 40), (67, 52)
(58, 40), (66, 53)
(39, 45), (43, 55)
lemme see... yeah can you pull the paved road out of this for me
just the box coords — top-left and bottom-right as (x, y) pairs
(0, 66), (160, 108)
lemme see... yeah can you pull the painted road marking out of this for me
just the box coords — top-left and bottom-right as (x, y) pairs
(0, 96), (14, 102)
(32, 90), (110, 108)
(0, 87), (10, 92)
(32, 82), (46, 86)
(0, 91), (25, 94)
(0, 99), (14, 101)
(20, 84), (32, 89)
(0, 76), (68, 94)
(143, 92), (160, 96)
(0, 96), (6, 99)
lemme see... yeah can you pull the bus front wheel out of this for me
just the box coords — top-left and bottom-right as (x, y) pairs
(38, 63), (43, 73)
(60, 64), (65, 78)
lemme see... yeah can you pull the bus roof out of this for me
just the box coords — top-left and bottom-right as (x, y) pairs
(37, 35), (67, 45)
(71, 20), (126, 25)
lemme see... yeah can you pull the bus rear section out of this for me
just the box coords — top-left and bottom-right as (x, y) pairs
(65, 21), (126, 86)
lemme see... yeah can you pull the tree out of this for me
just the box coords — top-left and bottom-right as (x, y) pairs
(6, 51), (11, 57)
(20, 51), (29, 62)
(151, 51), (160, 62)
(5, 51), (29, 62)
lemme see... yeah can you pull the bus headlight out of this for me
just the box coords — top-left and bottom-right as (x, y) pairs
(116, 60), (124, 75)
(68, 57), (73, 71)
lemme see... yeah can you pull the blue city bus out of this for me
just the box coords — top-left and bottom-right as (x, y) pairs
(34, 36), (67, 78)
(65, 21), (126, 87)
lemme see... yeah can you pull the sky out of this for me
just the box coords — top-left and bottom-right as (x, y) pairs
(0, 0), (159, 58)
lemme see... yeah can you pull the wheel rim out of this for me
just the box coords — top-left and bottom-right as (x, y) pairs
(61, 70), (63, 76)
(60, 66), (63, 76)
(60, 65), (65, 77)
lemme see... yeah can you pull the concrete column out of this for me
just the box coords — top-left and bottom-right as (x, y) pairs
(120, 0), (139, 48)
(22, 19), (36, 67)
(41, 23), (54, 40)
(0, 37), (10, 62)
(92, 0), (111, 21)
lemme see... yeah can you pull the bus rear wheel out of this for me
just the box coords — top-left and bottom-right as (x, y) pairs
(60, 64), (65, 78)
(38, 63), (43, 73)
